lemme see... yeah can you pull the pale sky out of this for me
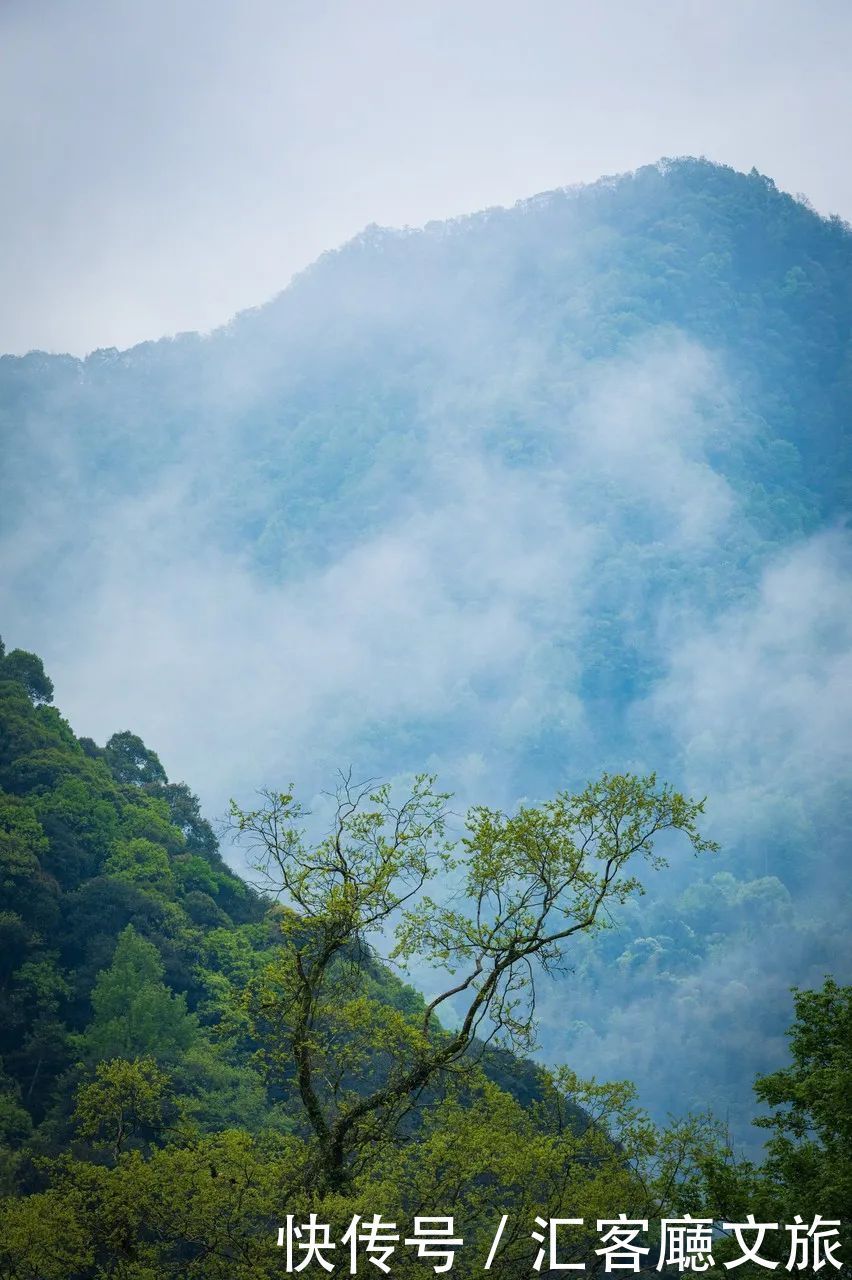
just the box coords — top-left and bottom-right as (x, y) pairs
(2, 0), (850, 355)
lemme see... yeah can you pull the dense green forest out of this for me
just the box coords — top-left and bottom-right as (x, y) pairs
(0, 640), (849, 1276)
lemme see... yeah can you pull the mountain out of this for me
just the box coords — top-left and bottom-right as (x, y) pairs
(1, 157), (851, 1142)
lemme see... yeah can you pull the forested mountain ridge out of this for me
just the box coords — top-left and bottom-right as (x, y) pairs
(1, 155), (851, 1148)
(3, 158), (851, 565)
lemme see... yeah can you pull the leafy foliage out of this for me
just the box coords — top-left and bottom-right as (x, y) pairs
(0, 641), (847, 1275)
(0, 641), (727, 1275)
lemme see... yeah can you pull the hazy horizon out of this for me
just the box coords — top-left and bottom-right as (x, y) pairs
(3, 0), (852, 355)
(6, 155), (846, 363)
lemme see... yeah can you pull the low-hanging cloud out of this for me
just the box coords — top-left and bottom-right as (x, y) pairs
(4, 320), (848, 1144)
(646, 527), (852, 840)
(2, 331), (736, 819)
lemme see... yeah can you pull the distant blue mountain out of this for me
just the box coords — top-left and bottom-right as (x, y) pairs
(2, 158), (850, 1146)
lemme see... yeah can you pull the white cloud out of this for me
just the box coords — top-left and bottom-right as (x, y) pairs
(2, 332), (734, 828)
(647, 527), (852, 817)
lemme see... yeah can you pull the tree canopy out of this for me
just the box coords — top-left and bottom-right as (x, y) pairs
(0, 641), (847, 1275)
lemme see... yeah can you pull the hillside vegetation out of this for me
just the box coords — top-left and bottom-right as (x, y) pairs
(1, 643), (849, 1275)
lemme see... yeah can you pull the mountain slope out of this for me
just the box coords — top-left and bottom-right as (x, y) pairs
(0, 641), (555, 1168)
(1, 157), (850, 1140)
